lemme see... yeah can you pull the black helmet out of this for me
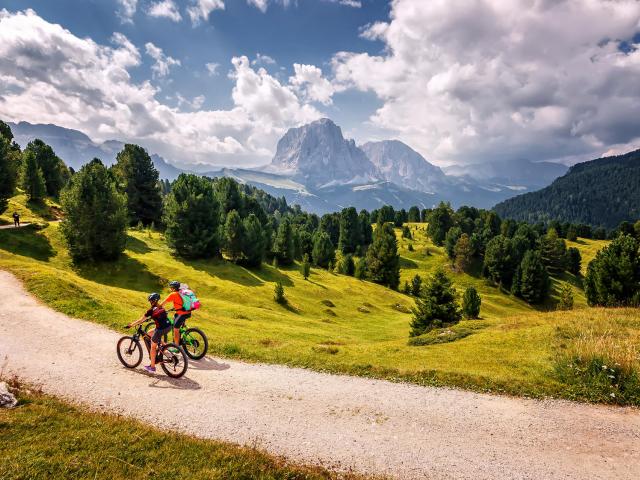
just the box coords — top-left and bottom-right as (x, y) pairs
(169, 280), (180, 290)
(148, 292), (160, 303)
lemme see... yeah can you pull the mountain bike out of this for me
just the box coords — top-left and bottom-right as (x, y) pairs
(144, 316), (208, 360)
(117, 324), (189, 378)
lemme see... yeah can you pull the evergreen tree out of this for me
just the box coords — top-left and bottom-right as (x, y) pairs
(273, 217), (295, 265)
(60, 159), (127, 262)
(21, 150), (47, 201)
(24, 139), (69, 197)
(483, 235), (516, 287)
(454, 233), (472, 272)
(214, 176), (243, 218)
(540, 228), (567, 274)
(274, 282), (286, 304)
(354, 257), (367, 279)
(402, 225), (412, 239)
(163, 174), (220, 258)
(223, 209), (244, 262)
(241, 213), (266, 267)
(359, 210), (373, 246)
(408, 206), (421, 223)
(301, 253), (311, 279)
(335, 251), (355, 276)
(319, 213), (340, 246)
(517, 250), (550, 304)
(566, 225), (578, 242)
(312, 231), (335, 268)
(427, 202), (454, 246)
(366, 222), (400, 290)
(558, 284), (574, 310)
(634, 220), (640, 241)
(565, 247), (582, 275)
(112, 144), (162, 226)
(462, 286), (481, 319)
(378, 205), (395, 223)
(584, 235), (640, 306)
(0, 134), (20, 214)
(338, 207), (360, 254)
(409, 269), (461, 336)
(444, 226), (462, 259)
(410, 274), (422, 296)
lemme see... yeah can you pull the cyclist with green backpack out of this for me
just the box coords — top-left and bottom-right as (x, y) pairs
(161, 281), (200, 347)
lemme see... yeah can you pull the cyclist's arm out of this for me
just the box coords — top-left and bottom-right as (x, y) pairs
(127, 313), (150, 328)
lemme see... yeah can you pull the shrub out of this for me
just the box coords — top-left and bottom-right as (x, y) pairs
(409, 269), (461, 337)
(401, 225), (412, 239)
(60, 159), (127, 262)
(462, 286), (481, 319)
(301, 253), (311, 279)
(354, 257), (367, 279)
(584, 235), (640, 306)
(410, 274), (422, 297)
(274, 282), (286, 304)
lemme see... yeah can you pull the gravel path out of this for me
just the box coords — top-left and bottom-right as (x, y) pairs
(1, 269), (638, 479)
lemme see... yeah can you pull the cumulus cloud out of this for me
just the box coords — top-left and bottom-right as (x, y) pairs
(205, 62), (220, 76)
(289, 64), (338, 105)
(187, 0), (224, 26)
(147, 0), (182, 22)
(116, 0), (138, 23)
(145, 42), (181, 78)
(252, 53), (276, 66)
(333, 0), (640, 165)
(0, 9), (321, 166)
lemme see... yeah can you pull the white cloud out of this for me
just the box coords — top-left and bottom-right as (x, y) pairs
(289, 64), (337, 105)
(252, 53), (276, 66)
(145, 42), (181, 78)
(187, 0), (224, 26)
(247, 0), (269, 13)
(175, 93), (205, 110)
(205, 62), (220, 76)
(116, 0), (138, 23)
(0, 9), (321, 166)
(147, 0), (182, 22)
(329, 0), (361, 8)
(333, 0), (640, 165)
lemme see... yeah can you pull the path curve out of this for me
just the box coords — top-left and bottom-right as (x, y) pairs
(1, 270), (638, 479)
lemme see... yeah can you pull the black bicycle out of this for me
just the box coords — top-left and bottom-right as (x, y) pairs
(117, 324), (189, 378)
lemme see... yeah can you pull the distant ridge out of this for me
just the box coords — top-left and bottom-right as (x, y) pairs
(493, 149), (640, 228)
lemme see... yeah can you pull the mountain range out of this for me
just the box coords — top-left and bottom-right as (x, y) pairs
(9, 119), (568, 214)
(494, 149), (640, 229)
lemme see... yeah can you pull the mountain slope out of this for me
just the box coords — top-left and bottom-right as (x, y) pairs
(361, 140), (447, 192)
(493, 149), (640, 228)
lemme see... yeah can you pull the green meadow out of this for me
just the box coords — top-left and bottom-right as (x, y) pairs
(0, 201), (638, 404)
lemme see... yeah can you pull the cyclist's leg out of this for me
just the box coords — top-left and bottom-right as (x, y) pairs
(173, 313), (189, 345)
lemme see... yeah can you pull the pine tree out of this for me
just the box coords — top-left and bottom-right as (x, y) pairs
(301, 253), (311, 280)
(163, 174), (220, 258)
(223, 209), (244, 262)
(214, 177), (244, 218)
(454, 233), (472, 272)
(410, 274), (422, 296)
(21, 150), (46, 202)
(241, 214), (266, 267)
(408, 206), (421, 223)
(273, 217), (295, 265)
(540, 228), (567, 274)
(366, 222), (400, 290)
(409, 269), (461, 336)
(402, 225), (412, 239)
(354, 257), (367, 279)
(60, 159), (127, 261)
(566, 225), (578, 242)
(274, 282), (286, 304)
(558, 284), (574, 310)
(565, 247), (582, 275)
(462, 286), (481, 319)
(403, 281), (411, 295)
(426, 202), (454, 246)
(584, 235), (640, 306)
(483, 235), (516, 287)
(312, 231), (335, 268)
(518, 250), (550, 304)
(337, 207), (360, 254)
(359, 210), (373, 246)
(0, 134), (20, 214)
(112, 144), (162, 226)
(444, 226), (462, 259)
(24, 139), (69, 197)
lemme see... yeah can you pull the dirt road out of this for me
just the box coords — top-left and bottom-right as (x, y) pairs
(1, 270), (638, 479)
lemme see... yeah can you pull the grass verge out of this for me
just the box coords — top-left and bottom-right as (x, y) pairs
(0, 379), (365, 480)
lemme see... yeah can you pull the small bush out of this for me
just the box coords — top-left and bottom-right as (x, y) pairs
(323, 308), (337, 317)
(320, 299), (335, 307)
(408, 326), (474, 346)
(274, 282), (286, 304)
(558, 284), (574, 310)
(357, 306), (370, 313)
(462, 286), (481, 319)
(312, 345), (339, 355)
(392, 303), (411, 314)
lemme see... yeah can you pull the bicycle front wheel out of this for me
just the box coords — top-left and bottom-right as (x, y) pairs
(117, 336), (142, 368)
(160, 343), (188, 378)
(181, 327), (208, 360)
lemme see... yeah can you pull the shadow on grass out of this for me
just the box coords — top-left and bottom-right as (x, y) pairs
(399, 257), (419, 269)
(26, 199), (56, 220)
(73, 254), (163, 292)
(0, 226), (55, 261)
(126, 234), (152, 254)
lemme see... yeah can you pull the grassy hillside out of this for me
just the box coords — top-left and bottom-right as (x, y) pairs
(0, 190), (62, 225)
(0, 217), (638, 404)
(0, 381), (360, 480)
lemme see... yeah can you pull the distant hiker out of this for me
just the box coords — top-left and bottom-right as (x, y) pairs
(12, 212), (19, 227)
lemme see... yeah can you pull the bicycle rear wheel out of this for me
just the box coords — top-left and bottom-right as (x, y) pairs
(117, 336), (142, 368)
(181, 327), (208, 360)
(159, 343), (188, 378)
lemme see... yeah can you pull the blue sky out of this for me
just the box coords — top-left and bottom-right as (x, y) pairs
(0, 1), (639, 169)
